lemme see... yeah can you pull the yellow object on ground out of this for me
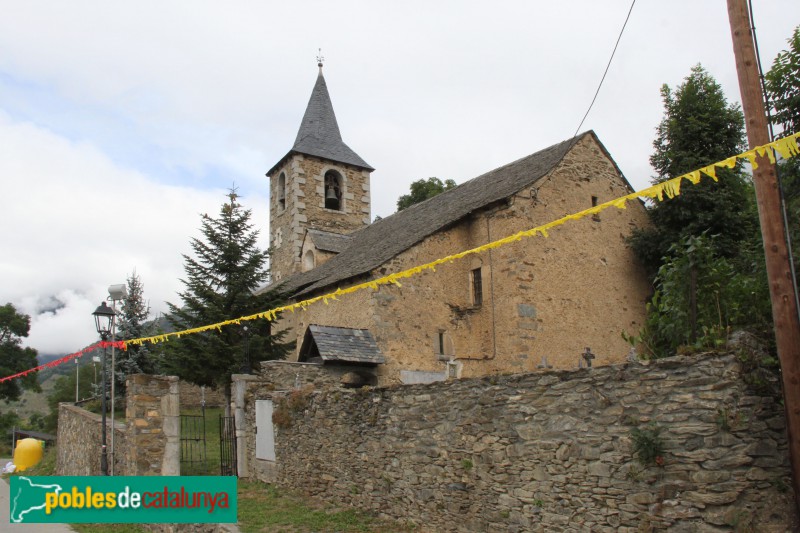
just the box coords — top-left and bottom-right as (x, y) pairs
(13, 438), (44, 472)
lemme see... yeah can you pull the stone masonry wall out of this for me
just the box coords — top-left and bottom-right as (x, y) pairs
(232, 360), (355, 480)
(255, 360), (368, 390)
(56, 403), (128, 476)
(244, 353), (796, 532)
(269, 154), (371, 282)
(179, 380), (225, 408)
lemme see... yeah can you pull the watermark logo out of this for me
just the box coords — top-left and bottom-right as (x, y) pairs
(9, 476), (237, 523)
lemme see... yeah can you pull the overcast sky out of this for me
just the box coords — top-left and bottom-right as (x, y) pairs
(0, 1), (797, 357)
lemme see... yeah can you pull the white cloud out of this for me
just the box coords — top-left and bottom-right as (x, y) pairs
(0, 112), (264, 353)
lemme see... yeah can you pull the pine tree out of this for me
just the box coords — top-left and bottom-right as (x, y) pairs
(165, 188), (291, 407)
(629, 65), (756, 274)
(114, 271), (154, 391)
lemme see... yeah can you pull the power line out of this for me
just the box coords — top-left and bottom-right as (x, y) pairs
(572, 0), (637, 139)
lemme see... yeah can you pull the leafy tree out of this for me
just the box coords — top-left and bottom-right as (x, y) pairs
(397, 177), (457, 211)
(765, 25), (800, 138)
(765, 25), (800, 272)
(114, 271), (155, 391)
(0, 303), (40, 401)
(638, 234), (770, 358)
(628, 65), (756, 274)
(43, 363), (100, 433)
(165, 188), (292, 409)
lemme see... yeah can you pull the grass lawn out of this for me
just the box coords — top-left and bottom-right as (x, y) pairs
(72, 525), (147, 533)
(5, 438), (413, 532)
(238, 479), (414, 533)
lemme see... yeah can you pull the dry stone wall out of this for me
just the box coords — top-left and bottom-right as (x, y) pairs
(179, 380), (225, 408)
(56, 404), (128, 476)
(56, 374), (180, 477)
(247, 353), (795, 532)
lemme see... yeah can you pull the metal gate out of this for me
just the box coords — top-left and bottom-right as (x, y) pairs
(219, 414), (237, 476)
(180, 412), (207, 475)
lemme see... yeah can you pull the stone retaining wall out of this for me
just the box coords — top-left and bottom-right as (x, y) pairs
(56, 403), (128, 476)
(243, 353), (796, 531)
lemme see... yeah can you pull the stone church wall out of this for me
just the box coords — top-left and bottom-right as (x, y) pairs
(284, 135), (651, 385)
(244, 353), (795, 532)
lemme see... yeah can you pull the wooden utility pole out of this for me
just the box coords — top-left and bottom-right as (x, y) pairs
(728, 0), (800, 513)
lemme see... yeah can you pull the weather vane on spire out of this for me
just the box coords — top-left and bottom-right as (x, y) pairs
(317, 48), (325, 72)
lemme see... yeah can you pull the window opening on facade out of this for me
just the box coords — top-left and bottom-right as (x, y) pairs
(592, 195), (600, 221)
(303, 249), (315, 271)
(324, 170), (343, 211)
(436, 331), (454, 361)
(278, 173), (286, 211)
(471, 268), (483, 307)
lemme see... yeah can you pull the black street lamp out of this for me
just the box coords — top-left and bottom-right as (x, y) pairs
(92, 301), (115, 476)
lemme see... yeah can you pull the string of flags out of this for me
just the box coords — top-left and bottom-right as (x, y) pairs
(0, 341), (126, 384)
(2, 131), (799, 384)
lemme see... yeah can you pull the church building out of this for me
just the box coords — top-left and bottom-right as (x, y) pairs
(262, 64), (652, 386)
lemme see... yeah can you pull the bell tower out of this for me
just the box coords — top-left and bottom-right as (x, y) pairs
(267, 59), (374, 282)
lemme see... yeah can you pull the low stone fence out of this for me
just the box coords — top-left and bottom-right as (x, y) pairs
(240, 353), (796, 531)
(179, 381), (225, 409)
(56, 403), (128, 476)
(56, 374), (180, 477)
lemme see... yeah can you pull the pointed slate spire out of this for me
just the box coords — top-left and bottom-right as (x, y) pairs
(269, 66), (373, 175)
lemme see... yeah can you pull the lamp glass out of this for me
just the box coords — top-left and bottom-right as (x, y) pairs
(92, 302), (116, 337)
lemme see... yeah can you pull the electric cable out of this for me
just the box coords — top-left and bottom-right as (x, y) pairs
(571, 0), (636, 139)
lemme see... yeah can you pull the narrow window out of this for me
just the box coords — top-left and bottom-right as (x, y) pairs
(591, 195), (600, 221)
(438, 332), (445, 355)
(471, 268), (483, 307)
(324, 170), (343, 211)
(278, 173), (286, 211)
(303, 250), (315, 271)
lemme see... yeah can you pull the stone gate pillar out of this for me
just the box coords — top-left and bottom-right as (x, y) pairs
(126, 374), (180, 475)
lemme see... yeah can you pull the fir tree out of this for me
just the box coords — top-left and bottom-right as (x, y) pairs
(114, 270), (154, 391)
(165, 188), (291, 407)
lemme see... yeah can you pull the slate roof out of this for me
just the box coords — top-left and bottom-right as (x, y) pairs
(307, 229), (353, 254)
(270, 132), (599, 298)
(268, 71), (373, 176)
(300, 324), (385, 364)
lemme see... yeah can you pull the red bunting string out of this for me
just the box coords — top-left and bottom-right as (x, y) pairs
(0, 340), (127, 384)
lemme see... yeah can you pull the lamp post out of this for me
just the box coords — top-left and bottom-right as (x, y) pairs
(92, 301), (115, 476)
(107, 283), (127, 476)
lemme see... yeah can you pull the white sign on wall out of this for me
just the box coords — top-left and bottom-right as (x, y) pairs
(255, 399), (276, 462)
